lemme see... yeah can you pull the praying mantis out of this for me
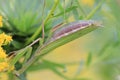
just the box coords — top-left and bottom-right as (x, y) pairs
(38, 20), (102, 55)
(9, 20), (102, 75)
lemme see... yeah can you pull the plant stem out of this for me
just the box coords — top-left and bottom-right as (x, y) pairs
(76, 0), (87, 17)
(25, 0), (59, 45)
(85, 0), (104, 20)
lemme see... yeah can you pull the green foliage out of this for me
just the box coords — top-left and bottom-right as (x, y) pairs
(0, 0), (119, 80)
(0, 0), (43, 35)
(86, 52), (92, 66)
(10, 47), (32, 66)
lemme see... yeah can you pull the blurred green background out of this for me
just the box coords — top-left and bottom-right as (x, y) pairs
(0, 0), (120, 80)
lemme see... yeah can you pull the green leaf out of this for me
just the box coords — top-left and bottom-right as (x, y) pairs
(28, 59), (66, 71)
(85, 0), (104, 19)
(19, 73), (27, 80)
(10, 48), (29, 65)
(86, 52), (92, 66)
(71, 78), (91, 80)
(0, 0), (43, 35)
(42, 59), (65, 69)
(97, 41), (112, 56)
(23, 47), (32, 64)
(42, 60), (69, 80)
(53, 6), (78, 17)
(11, 40), (23, 49)
(50, 67), (70, 80)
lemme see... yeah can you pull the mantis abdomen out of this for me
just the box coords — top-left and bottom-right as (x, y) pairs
(50, 20), (102, 43)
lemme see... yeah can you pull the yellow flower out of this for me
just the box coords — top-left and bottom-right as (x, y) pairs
(0, 47), (14, 72)
(4, 35), (12, 44)
(0, 73), (8, 80)
(0, 41), (13, 72)
(0, 16), (13, 72)
(0, 16), (3, 27)
(0, 33), (12, 46)
(0, 61), (14, 72)
(0, 62), (9, 72)
(0, 47), (11, 72)
(81, 0), (95, 7)
(0, 47), (7, 59)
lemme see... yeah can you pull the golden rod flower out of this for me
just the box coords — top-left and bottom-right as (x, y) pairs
(0, 16), (13, 72)
(0, 16), (3, 27)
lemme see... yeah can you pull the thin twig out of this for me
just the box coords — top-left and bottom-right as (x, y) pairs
(25, 0), (59, 45)
(8, 38), (40, 57)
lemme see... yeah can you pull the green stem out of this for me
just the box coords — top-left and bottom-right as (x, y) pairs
(85, 0), (104, 20)
(8, 72), (15, 80)
(25, 0), (59, 45)
(76, 0), (86, 17)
